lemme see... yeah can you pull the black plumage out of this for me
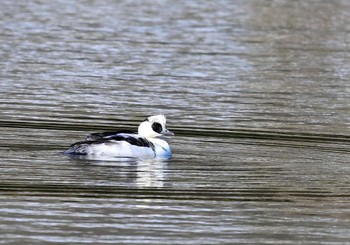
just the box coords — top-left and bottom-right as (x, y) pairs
(86, 130), (135, 140)
(65, 132), (155, 155)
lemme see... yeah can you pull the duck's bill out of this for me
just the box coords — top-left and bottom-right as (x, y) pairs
(161, 129), (174, 136)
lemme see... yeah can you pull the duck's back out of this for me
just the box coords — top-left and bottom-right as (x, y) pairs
(64, 133), (167, 158)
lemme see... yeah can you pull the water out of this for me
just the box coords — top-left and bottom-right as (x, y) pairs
(0, 0), (350, 244)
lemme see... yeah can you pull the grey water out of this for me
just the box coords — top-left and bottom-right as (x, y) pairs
(0, 0), (350, 244)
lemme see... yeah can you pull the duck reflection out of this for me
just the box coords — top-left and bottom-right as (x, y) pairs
(135, 159), (168, 188)
(69, 155), (169, 188)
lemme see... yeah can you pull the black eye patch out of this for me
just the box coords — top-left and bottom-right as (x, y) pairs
(152, 122), (163, 133)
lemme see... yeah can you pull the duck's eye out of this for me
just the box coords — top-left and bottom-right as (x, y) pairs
(152, 122), (163, 133)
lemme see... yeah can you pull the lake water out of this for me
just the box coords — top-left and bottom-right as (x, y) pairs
(0, 0), (350, 244)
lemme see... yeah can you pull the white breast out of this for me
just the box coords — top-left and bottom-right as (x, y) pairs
(149, 138), (172, 158)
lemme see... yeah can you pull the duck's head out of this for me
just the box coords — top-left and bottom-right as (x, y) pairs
(138, 115), (174, 138)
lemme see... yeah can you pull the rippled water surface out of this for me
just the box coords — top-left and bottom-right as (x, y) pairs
(0, 0), (350, 244)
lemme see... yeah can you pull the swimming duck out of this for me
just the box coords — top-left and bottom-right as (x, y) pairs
(65, 115), (174, 159)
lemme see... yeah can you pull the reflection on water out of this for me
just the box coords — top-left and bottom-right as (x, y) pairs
(70, 157), (168, 188)
(0, 0), (350, 244)
(135, 159), (168, 188)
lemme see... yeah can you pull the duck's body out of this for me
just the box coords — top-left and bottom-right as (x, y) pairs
(65, 115), (173, 159)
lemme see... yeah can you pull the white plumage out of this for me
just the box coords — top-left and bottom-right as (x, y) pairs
(65, 115), (174, 159)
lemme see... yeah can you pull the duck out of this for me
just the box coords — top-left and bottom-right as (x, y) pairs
(64, 115), (174, 159)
